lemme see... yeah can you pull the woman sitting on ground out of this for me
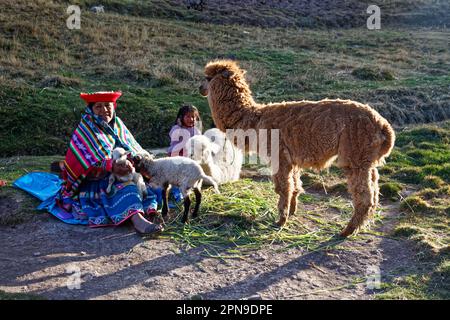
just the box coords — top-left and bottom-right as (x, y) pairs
(56, 91), (163, 235)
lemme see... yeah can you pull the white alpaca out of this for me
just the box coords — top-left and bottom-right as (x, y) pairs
(107, 148), (147, 200)
(186, 128), (243, 184)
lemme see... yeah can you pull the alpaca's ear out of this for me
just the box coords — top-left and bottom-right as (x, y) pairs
(222, 70), (234, 78)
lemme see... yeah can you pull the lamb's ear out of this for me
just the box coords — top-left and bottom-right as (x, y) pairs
(210, 143), (221, 155)
(222, 70), (234, 78)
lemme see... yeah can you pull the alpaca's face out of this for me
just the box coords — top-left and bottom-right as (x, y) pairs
(199, 76), (211, 97)
(200, 60), (245, 100)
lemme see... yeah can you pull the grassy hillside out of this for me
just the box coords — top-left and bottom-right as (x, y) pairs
(66, 0), (450, 28)
(0, 0), (449, 156)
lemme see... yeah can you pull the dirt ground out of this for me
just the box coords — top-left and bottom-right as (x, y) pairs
(0, 186), (419, 300)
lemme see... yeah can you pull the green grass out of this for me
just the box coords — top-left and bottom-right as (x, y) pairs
(379, 182), (403, 201)
(384, 123), (450, 185)
(351, 66), (396, 81)
(376, 122), (450, 299)
(157, 179), (352, 259)
(377, 268), (449, 300)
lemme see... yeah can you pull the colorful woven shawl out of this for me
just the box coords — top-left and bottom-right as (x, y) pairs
(62, 106), (144, 195)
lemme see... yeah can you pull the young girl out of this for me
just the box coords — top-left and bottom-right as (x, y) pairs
(168, 104), (202, 157)
(167, 104), (202, 205)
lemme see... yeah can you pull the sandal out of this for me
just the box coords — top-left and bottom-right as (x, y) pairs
(135, 223), (164, 236)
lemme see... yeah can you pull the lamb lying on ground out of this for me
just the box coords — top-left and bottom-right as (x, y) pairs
(107, 147), (147, 200)
(186, 128), (243, 185)
(133, 153), (219, 223)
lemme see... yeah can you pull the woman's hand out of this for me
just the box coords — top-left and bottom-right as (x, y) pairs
(112, 159), (133, 176)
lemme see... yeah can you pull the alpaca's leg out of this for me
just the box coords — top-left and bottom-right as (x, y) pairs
(340, 167), (375, 237)
(371, 167), (380, 214)
(181, 190), (192, 224)
(289, 168), (304, 216)
(192, 188), (202, 218)
(273, 164), (294, 226)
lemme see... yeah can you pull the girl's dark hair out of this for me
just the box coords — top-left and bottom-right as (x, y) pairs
(175, 104), (202, 128)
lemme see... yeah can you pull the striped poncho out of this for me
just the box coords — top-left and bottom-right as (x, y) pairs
(61, 106), (145, 197)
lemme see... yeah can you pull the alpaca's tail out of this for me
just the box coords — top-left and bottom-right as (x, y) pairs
(379, 122), (395, 159)
(201, 174), (220, 194)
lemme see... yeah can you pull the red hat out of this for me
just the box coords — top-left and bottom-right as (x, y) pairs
(80, 91), (122, 106)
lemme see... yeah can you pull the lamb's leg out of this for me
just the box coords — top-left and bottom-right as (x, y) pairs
(106, 175), (115, 194)
(273, 160), (294, 227)
(181, 190), (191, 224)
(134, 174), (147, 200)
(340, 167), (375, 237)
(161, 183), (170, 219)
(289, 167), (304, 216)
(192, 187), (202, 219)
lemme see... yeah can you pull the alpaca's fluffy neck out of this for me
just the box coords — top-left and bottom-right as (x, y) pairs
(209, 78), (261, 131)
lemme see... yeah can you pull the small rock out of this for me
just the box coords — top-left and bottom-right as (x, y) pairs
(82, 273), (94, 281)
(80, 251), (87, 256)
(191, 294), (203, 300)
(253, 254), (267, 262)
(246, 294), (262, 300)
(169, 270), (182, 277)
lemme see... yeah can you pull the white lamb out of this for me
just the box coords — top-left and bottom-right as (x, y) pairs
(107, 147), (147, 200)
(133, 153), (219, 223)
(90, 5), (105, 14)
(186, 128), (243, 185)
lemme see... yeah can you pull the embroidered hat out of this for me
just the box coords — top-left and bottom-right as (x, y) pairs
(80, 91), (122, 106)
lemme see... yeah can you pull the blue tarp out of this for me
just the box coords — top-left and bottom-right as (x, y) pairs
(13, 172), (88, 225)
(13, 172), (62, 202)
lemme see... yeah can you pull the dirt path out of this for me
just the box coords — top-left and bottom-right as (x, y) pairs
(0, 193), (418, 300)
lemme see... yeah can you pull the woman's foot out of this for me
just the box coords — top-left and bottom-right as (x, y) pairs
(131, 213), (163, 235)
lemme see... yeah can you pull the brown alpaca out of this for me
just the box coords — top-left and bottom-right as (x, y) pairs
(199, 60), (395, 237)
